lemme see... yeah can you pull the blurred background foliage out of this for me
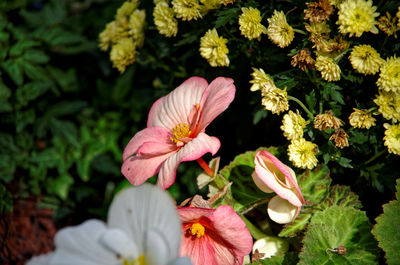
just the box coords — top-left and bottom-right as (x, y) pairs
(0, 0), (399, 232)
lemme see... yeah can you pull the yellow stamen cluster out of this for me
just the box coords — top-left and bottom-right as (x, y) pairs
(315, 55), (341, 81)
(99, 1), (146, 73)
(153, 2), (178, 37)
(170, 123), (192, 144)
(238, 7), (267, 40)
(281, 110), (309, 140)
(122, 255), (147, 265)
(288, 138), (318, 169)
(267, 10), (295, 48)
(199, 28), (230, 67)
(172, 0), (202, 21)
(336, 0), (379, 37)
(348, 108), (376, 129)
(349, 44), (384, 75)
(190, 223), (205, 238)
(374, 91), (400, 122)
(384, 124), (400, 156)
(376, 56), (400, 93)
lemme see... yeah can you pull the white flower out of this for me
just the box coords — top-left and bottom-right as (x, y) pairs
(26, 184), (192, 265)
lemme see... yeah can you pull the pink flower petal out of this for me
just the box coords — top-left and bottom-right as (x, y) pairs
(157, 133), (220, 189)
(147, 77), (208, 130)
(180, 236), (218, 265)
(194, 77), (235, 134)
(254, 151), (304, 206)
(121, 151), (176, 186)
(178, 207), (214, 222)
(122, 127), (173, 161)
(208, 205), (253, 259)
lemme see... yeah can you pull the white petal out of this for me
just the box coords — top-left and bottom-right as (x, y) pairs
(167, 257), (193, 265)
(144, 228), (169, 265)
(267, 196), (298, 224)
(252, 236), (289, 259)
(26, 253), (54, 265)
(107, 184), (182, 262)
(51, 220), (117, 265)
(99, 228), (138, 259)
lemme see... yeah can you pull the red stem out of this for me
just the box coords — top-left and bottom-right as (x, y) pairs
(196, 157), (214, 176)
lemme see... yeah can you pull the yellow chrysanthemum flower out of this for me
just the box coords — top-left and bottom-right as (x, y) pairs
(384, 123), (400, 156)
(200, 0), (220, 11)
(199, 28), (229, 67)
(288, 138), (318, 169)
(348, 108), (376, 129)
(267, 10), (295, 48)
(378, 12), (399, 38)
(222, 0), (234, 5)
(337, 0), (379, 37)
(128, 9), (146, 48)
(377, 56), (400, 93)
(154, 2), (178, 37)
(349, 44), (384, 75)
(374, 90), (400, 122)
(116, 1), (138, 21)
(314, 110), (343, 130)
(172, 0), (202, 21)
(261, 87), (289, 115)
(281, 110), (309, 140)
(315, 55), (341, 81)
(305, 22), (331, 51)
(110, 38), (136, 73)
(397, 7), (400, 28)
(329, 0), (344, 7)
(99, 21), (128, 51)
(238, 7), (267, 40)
(249, 68), (275, 92)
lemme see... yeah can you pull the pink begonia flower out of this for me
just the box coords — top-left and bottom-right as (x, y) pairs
(252, 150), (305, 224)
(122, 77), (235, 189)
(178, 205), (253, 265)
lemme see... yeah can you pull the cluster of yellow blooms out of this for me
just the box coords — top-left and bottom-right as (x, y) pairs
(250, 68), (318, 169)
(99, 1), (145, 73)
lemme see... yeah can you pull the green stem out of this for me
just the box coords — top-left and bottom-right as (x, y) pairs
(293, 28), (307, 35)
(334, 48), (351, 62)
(241, 216), (267, 240)
(288, 95), (314, 120)
(238, 198), (268, 216)
(365, 149), (386, 165)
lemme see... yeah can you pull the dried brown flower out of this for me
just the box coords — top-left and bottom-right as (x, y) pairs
(314, 110), (344, 130)
(291, 48), (316, 70)
(378, 12), (399, 38)
(304, 0), (334, 23)
(329, 128), (349, 148)
(305, 22), (331, 51)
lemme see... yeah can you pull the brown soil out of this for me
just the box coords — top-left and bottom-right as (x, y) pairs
(0, 197), (55, 265)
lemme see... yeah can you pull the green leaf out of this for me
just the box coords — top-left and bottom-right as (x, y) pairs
(299, 206), (379, 265)
(297, 165), (331, 204)
(2, 59), (24, 85)
(0, 183), (13, 212)
(23, 62), (50, 81)
(253, 108), (267, 125)
(214, 8), (240, 28)
(305, 90), (317, 113)
(320, 185), (362, 210)
(9, 40), (41, 57)
(16, 109), (35, 132)
(278, 212), (313, 237)
(46, 174), (74, 200)
(220, 147), (279, 212)
(336, 157), (353, 168)
(16, 81), (51, 107)
(321, 83), (344, 105)
(372, 179), (400, 265)
(0, 81), (12, 112)
(22, 49), (50, 64)
(249, 252), (298, 265)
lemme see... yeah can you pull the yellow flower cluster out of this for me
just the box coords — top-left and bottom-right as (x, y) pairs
(99, 1), (145, 73)
(281, 110), (309, 140)
(267, 10), (294, 48)
(239, 7), (267, 40)
(384, 124), (400, 155)
(288, 138), (319, 169)
(374, 91), (400, 122)
(337, 0), (379, 37)
(348, 108), (376, 129)
(172, 0), (202, 21)
(154, 2), (178, 37)
(199, 29), (229, 67)
(315, 55), (341, 81)
(377, 56), (400, 93)
(348, 44), (384, 75)
(249, 68), (289, 115)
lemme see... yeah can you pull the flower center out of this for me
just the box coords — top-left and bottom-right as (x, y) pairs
(170, 123), (191, 144)
(122, 255), (146, 265)
(190, 223), (205, 238)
